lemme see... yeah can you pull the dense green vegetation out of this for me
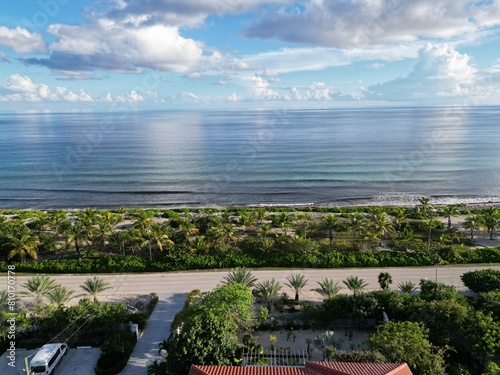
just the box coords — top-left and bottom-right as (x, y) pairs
(1, 201), (500, 273)
(148, 270), (500, 375)
(0, 274), (158, 374)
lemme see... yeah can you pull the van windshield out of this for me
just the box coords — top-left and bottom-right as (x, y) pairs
(31, 365), (46, 372)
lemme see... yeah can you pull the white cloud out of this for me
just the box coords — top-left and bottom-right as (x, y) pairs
(0, 27), (47, 53)
(32, 21), (205, 74)
(244, 0), (500, 48)
(101, 0), (293, 27)
(365, 44), (478, 101)
(240, 44), (421, 74)
(1, 74), (95, 103)
(244, 76), (280, 99)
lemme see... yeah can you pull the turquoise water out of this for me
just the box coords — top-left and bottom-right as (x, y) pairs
(1, 107), (499, 209)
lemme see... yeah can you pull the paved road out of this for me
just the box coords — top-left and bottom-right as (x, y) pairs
(9, 265), (500, 298)
(5, 265), (500, 374)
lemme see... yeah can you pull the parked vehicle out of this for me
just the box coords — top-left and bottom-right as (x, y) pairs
(29, 343), (68, 375)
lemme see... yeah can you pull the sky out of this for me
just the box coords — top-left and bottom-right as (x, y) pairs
(1, 0), (500, 112)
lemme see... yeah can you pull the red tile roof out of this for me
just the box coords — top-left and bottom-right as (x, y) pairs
(189, 362), (413, 375)
(305, 362), (413, 375)
(189, 366), (316, 375)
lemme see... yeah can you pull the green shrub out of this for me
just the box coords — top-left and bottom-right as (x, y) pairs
(461, 269), (500, 293)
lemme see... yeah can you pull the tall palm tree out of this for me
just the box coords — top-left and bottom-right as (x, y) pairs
(480, 207), (500, 240)
(65, 220), (86, 259)
(132, 210), (156, 261)
(323, 214), (339, 245)
(342, 275), (368, 296)
(223, 267), (257, 288)
(285, 273), (308, 301)
(372, 212), (394, 246)
(22, 275), (58, 306)
(417, 196), (434, 218)
(150, 223), (174, 254)
(463, 215), (480, 243)
(441, 204), (461, 229)
(80, 276), (112, 302)
(94, 220), (114, 253)
(254, 279), (282, 311)
(47, 285), (77, 308)
(392, 207), (408, 236)
(314, 278), (342, 299)
(7, 230), (40, 263)
(276, 212), (293, 236)
(348, 213), (366, 241)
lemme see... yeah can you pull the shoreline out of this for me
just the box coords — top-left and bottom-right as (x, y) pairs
(3, 199), (500, 212)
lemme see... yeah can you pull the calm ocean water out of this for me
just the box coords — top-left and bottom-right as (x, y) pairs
(1, 107), (500, 209)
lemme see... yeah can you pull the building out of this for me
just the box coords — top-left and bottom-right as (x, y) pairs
(189, 361), (413, 375)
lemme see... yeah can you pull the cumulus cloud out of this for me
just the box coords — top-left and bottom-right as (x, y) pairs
(0, 74), (93, 102)
(0, 74), (150, 104)
(244, 75), (280, 99)
(100, 0), (293, 27)
(0, 27), (47, 53)
(25, 21), (205, 74)
(244, 0), (500, 48)
(365, 44), (478, 101)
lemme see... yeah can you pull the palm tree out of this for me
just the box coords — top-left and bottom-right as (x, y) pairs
(441, 204), (461, 229)
(223, 267), (257, 288)
(132, 210), (156, 261)
(313, 331), (343, 360)
(254, 279), (282, 311)
(285, 273), (308, 301)
(423, 217), (435, 251)
(342, 275), (368, 296)
(150, 223), (174, 254)
(348, 213), (366, 241)
(378, 272), (393, 291)
(398, 281), (417, 294)
(259, 223), (272, 237)
(417, 196), (434, 218)
(276, 212), (293, 236)
(188, 235), (208, 254)
(94, 220), (114, 253)
(463, 215), (480, 243)
(65, 220), (86, 259)
(314, 278), (342, 299)
(7, 230), (40, 263)
(47, 285), (77, 308)
(392, 207), (408, 236)
(22, 275), (58, 306)
(323, 214), (339, 245)
(372, 212), (394, 246)
(81, 276), (112, 302)
(480, 207), (500, 240)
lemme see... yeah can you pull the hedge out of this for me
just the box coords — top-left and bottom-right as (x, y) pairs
(460, 269), (500, 293)
(2, 247), (499, 274)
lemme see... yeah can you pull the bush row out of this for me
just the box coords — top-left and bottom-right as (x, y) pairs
(2, 247), (499, 274)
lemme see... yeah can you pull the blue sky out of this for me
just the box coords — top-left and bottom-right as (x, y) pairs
(1, 0), (500, 111)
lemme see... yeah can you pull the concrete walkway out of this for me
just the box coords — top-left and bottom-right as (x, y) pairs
(119, 293), (185, 375)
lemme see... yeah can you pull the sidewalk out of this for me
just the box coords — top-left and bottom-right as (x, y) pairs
(119, 293), (185, 375)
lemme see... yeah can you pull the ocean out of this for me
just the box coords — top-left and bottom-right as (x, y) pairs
(1, 106), (500, 209)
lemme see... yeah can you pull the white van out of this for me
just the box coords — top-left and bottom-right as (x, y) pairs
(29, 343), (68, 375)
